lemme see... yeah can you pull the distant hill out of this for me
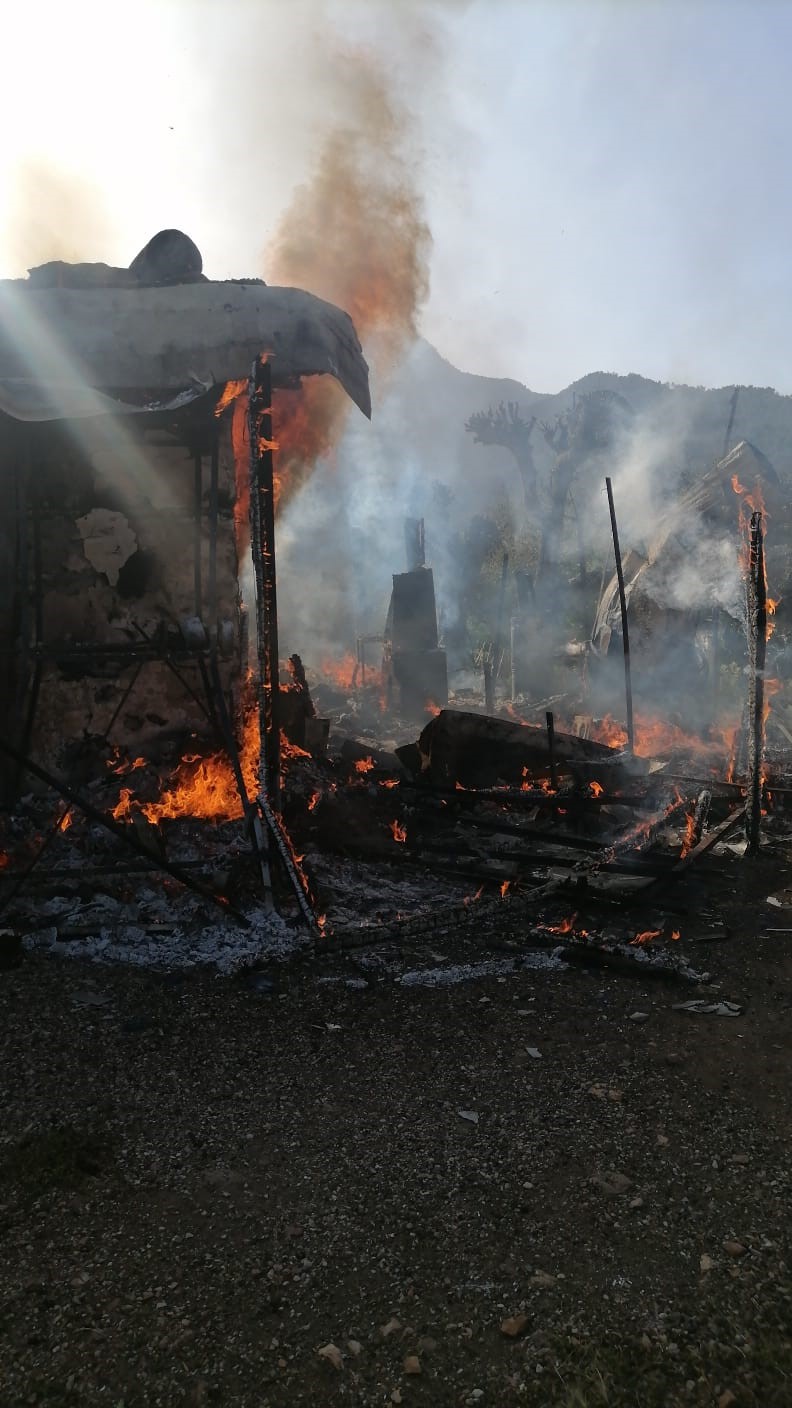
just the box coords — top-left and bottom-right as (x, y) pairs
(383, 339), (792, 498)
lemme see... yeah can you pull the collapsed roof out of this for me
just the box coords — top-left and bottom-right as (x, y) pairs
(0, 229), (371, 424)
(591, 440), (782, 653)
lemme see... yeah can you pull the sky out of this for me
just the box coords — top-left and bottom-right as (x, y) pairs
(2, 0), (791, 394)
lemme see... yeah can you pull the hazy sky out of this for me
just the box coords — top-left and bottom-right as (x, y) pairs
(2, 0), (791, 393)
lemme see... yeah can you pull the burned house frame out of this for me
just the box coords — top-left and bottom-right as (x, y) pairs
(0, 244), (371, 832)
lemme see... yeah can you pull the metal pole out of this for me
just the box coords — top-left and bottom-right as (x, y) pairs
(248, 357), (281, 809)
(605, 477), (635, 754)
(745, 511), (767, 855)
(193, 451), (203, 620)
(546, 710), (558, 791)
(208, 430), (219, 627)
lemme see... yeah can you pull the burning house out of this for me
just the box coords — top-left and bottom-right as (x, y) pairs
(0, 231), (371, 806)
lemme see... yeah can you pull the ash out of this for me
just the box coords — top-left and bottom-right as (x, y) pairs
(398, 951), (567, 987)
(19, 889), (307, 975)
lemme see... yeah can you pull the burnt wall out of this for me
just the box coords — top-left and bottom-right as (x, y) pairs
(1, 413), (245, 782)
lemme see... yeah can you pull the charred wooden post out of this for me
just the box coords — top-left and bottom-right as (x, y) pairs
(605, 477), (635, 755)
(404, 517), (425, 571)
(546, 711), (559, 791)
(494, 552), (509, 678)
(745, 510), (767, 854)
(248, 356), (281, 808)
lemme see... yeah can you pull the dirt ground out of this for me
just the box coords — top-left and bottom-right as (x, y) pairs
(2, 851), (792, 1407)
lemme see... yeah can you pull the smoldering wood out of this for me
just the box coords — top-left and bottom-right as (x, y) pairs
(546, 711), (559, 791)
(0, 733), (249, 924)
(249, 356), (281, 809)
(404, 709), (619, 789)
(745, 511), (767, 854)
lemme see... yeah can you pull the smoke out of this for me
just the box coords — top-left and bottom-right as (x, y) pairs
(5, 158), (117, 273)
(267, 43), (433, 511)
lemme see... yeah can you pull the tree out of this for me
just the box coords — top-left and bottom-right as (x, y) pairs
(465, 402), (538, 508)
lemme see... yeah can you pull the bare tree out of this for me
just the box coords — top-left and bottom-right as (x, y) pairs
(465, 402), (538, 508)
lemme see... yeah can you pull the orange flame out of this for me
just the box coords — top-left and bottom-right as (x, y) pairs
(631, 929), (661, 946)
(389, 818), (407, 843)
(354, 756), (375, 774)
(679, 811), (697, 859)
(214, 378), (248, 419)
(380, 778), (399, 789)
(308, 790), (321, 812)
(317, 652), (357, 691)
(671, 929), (681, 941)
(500, 880), (511, 899)
(589, 781), (604, 798)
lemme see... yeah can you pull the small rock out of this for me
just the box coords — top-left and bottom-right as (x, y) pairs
(629, 1196), (644, 1210)
(500, 1313), (529, 1338)
(530, 1272), (556, 1288)
(608, 1088), (623, 1102)
(417, 1335), (438, 1355)
(656, 1133), (669, 1147)
(723, 1240), (747, 1257)
(391, 1391), (403, 1404)
(458, 1109), (479, 1125)
(588, 1084), (606, 1099)
(380, 1316), (402, 1339)
(731, 1153), (750, 1165)
(469, 1392), (484, 1403)
(629, 1011), (649, 1022)
(590, 1171), (633, 1196)
(403, 1354), (421, 1375)
(700, 1254), (715, 1273)
(347, 1339), (363, 1357)
(317, 1342), (343, 1371)
(718, 1392), (737, 1408)
(526, 1047), (542, 1060)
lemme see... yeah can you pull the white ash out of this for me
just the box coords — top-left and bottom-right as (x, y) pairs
(21, 902), (308, 974)
(398, 951), (567, 988)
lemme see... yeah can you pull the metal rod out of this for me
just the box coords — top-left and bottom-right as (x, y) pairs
(494, 552), (509, 678)
(0, 734), (249, 926)
(745, 511), (767, 854)
(248, 356), (281, 809)
(546, 710), (559, 790)
(193, 451), (203, 620)
(605, 477), (635, 754)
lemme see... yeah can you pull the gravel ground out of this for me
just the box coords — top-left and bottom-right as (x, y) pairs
(2, 856), (792, 1407)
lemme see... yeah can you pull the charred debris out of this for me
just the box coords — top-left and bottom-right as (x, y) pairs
(0, 245), (790, 978)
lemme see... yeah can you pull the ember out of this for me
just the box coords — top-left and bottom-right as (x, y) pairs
(389, 819), (407, 843)
(354, 757), (375, 774)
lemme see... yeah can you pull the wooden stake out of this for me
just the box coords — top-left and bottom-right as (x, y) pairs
(605, 477), (634, 754)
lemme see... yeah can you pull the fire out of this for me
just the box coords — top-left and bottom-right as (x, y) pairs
(308, 790), (321, 812)
(588, 712), (738, 766)
(231, 391), (251, 556)
(58, 810), (72, 832)
(354, 756), (375, 774)
(671, 929), (681, 941)
(280, 731), (312, 762)
(589, 781), (604, 798)
(631, 929), (661, 946)
(679, 811), (697, 859)
(214, 378), (248, 418)
(317, 652), (357, 691)
(112, 703), (261, 825)
(500, 880), (511, 899)
(425, 701), (442, 717)
(546, 915), (576, 935)
(389, 818), (407, 843)
(380, 778), (399, 789)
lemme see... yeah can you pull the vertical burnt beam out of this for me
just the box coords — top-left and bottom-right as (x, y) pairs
(208, 429), (219, 627)
(745, 510), (767, 855)
(193, 450), (203, 620)
(248, 356), (281, 808)
(605, 477), (635, 755)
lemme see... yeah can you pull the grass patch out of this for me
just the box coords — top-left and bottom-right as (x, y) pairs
(0, 1125), (115, 1201)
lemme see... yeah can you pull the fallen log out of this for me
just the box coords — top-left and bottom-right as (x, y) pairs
(398, 709), (619, 789)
